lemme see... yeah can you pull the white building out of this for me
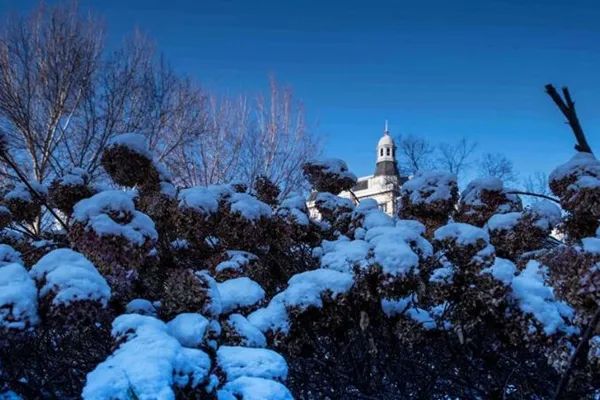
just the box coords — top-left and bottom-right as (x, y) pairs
(309, 123), (406, 218)
(338, 122), (406, 215)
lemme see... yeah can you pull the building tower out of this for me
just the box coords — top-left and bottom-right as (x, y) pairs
(374, 120), (400, 177)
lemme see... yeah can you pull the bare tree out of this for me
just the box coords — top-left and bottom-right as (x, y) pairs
(0, 2), (102, 182)
(478, 152), (517, 183)
(396, 135), (435, 175)
(437, 137), (477, 177)
(171, 78), (320, 197)
(523, 172), (550, 197)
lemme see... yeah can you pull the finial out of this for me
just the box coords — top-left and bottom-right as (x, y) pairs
(384, 120), (389, 134)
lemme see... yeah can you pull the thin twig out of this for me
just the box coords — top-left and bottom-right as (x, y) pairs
(553, 306), (600, 399)
(505, 190), (561, 204)
(0, 150), (69, 232)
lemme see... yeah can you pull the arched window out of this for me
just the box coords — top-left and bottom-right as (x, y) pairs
(380, 148), (383, 156)
(386, 148), (390, 156)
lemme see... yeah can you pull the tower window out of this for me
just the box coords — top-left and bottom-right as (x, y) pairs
(386, 148), (390, 156)
(380, 149), (383, 156)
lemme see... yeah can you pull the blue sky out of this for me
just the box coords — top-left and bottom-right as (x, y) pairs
(2, 0), (600, 183)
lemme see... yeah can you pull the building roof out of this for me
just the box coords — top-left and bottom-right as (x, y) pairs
(374, 160), (400, 177)
(377, 133), (395, 147)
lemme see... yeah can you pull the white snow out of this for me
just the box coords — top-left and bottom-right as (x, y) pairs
(108, 133), (151, 157)
(486, 212), (521, 232)
(167, 313), (210, 348)
(5, 182), (45, 202)
(178, 187), (220, 215)
(216, 251), (258, 273)
(83, 314), (211, 400)
(314, 192), (354, 212)
(73, 190), (158, 244)
(277, 193), (309, 226)
(510, 260), (576, 336)
(481, 257), (517, 285)
(30, 249), (110, 307)
(318, 221), (432, 278)
(125, 298), (157, 316)
(195, 270), (223, 317)
(353, 199), (394, 229)
(381, 296), (436, 330)
(216, 346), (288, 382)
(58, 167), (87, 186)
(434, 222), (490, 245)
(217, 277), (266, 314)
(230, 193), (272, 221)
(226, 314), (267, 348)
(217, 377), (293, 400)
(0, 244), (22, 266)
(582, 237), (600, 254)
(284, 269), (354, 310)
(429, 264), (454, 284)
(461, 177), (503, 206)
(248, 269), (354, 334)
(308, 158), (357, 181)
(549, 152), (600, 183)
(401, 170), (456, 204)
(0, 263), (39, 330)
(529, 200), (562, 230)
(319, 237), (371, 273)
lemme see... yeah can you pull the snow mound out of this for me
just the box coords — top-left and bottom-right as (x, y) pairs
(434, 222), (490, 245)
(107, 133), (151, 157)
(83, 314), (211, 400)
(0, 244), (22, 267)
(216, 251), (258, 273)
(314, 192), (354, 212)
(529, 200), (562, 229)
(73, 190), (157, 244)
(510, 261), (576, 336)
(30, 249), (110, 307)
(582, 237), (600, 255)
(481, 257), (517, 285)
(178, 186), (221, 215)
(353, 199), (394, 229)
(381, 296), (437, 330)
(230, 193), (272, 221)
(549, 152), (600, 183)
(401, 170), (457, 204)
(167, 313), (210, 348)
(58, 167), (88, 186)
(5, 182), (46, 202)
(218, 277), (266, 313)
(216, 346), (288, 382)
(217, 377), (293, 400)
(226, 314), (267, 348)
(307, 158), (357, 181)
(125, 298), (157, 316)
(277, 193), (309, 225)
(486, 212), (522, 232)
(0, 263), (39, 330)
(248, 269), (354, 334)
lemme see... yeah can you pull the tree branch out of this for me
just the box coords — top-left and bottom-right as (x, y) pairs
(505, 190), (561, 204)
(553, 306), (600, 399)
(545, 84), (593, 154)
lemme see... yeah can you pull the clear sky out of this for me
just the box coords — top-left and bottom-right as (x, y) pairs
(2, 0), (600, 183)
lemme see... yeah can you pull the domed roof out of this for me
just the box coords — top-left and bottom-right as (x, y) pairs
(377, 132), (394, 147)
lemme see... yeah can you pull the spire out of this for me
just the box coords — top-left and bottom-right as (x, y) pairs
(384, 120), (389, 134)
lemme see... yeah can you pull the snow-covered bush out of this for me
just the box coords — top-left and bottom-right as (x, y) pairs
(48, 168), (95, 214)
(455, 177), (522, 227)
(399, 170), (458, 234)
(2, 137), (599, 399)
(302, 158), (357, 194)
